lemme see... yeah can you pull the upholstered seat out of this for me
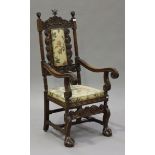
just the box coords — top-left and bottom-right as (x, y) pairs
(48, 85), (104, 103)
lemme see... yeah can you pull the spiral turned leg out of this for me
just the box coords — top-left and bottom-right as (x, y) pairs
(102, 107), (112, 137)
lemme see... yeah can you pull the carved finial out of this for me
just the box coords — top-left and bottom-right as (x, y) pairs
(52, 9), (57, 16)
(36, 12), (41, 19)
(71, 11), (75, 18)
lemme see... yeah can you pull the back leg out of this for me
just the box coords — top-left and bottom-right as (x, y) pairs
(43, 92), (49, 131)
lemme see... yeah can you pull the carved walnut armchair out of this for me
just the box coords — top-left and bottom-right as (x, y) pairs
(36, 10), (119, 147)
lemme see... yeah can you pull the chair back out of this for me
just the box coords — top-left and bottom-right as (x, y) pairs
(36, 10), (81, 79)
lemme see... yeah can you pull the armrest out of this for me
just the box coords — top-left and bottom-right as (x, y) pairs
(43, 62), (75, 104)
(78, 58), (119, 79)
(43, 62), (77, 83)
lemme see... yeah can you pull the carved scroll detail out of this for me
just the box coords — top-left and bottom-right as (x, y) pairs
(44, 29), (54, 66)
(103, 72), (111, 96)
(65, 29), (73, 65)
(69, 104), (105, 119)
(44, 16), (73, 29)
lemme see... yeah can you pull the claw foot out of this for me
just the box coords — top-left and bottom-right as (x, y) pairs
(64, 137), (75, 147)
(102, 127), (112, 137)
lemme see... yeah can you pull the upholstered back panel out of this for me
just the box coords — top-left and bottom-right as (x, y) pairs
(44, 14), (77, 73)
(51, 28), (68, 66)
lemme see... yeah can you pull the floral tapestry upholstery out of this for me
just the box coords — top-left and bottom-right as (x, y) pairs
(51, 28), (68, 66)
(48, 85), (104, 104)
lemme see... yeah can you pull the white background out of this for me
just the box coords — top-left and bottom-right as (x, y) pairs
(0, 0), (155, 154)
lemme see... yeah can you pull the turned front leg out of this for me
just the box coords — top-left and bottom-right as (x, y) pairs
(102, 105), (112, 137)
(64, 114), (75, 147)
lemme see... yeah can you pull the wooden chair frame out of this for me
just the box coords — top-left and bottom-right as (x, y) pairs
(36, 10), (119, 147)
